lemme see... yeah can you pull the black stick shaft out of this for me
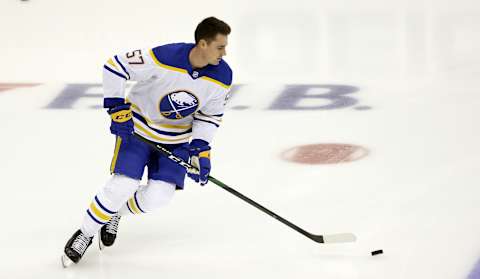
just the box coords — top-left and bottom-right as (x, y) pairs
(134, 134), (322, 243)
(207, 176), (321, 241)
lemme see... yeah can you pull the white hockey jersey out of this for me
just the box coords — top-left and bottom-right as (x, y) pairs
(102, 43), (233, 145)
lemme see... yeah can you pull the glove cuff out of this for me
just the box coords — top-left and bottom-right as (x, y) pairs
(190, 139), (209, 148)
(198, 150), (210, 159)
(108, 104), (133, 123)
(104, 97), (126, 108)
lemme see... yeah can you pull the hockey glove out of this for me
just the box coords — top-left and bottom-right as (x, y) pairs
(108, 104), (134, 141)
(187, 139), (211, 185)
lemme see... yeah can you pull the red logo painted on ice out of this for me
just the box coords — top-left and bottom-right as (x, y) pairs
(0, 83), (40, 93)
(281, 143), (369, 164)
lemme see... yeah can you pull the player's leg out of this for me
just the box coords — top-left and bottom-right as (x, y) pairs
(62, 136), (150, 267)
(117, 180), (176, 215)
(63, 175), (139, 266)
(99, 179), (176, 249)
(115, 142), (189, 215)
(148, 142), (190, 190)
(134, 142), (189, 211)
(99, 143), (189, 250)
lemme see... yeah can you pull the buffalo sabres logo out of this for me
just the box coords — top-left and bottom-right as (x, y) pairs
(159, 90), (199, 119)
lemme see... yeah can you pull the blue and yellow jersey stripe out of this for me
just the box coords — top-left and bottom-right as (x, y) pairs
(114, 55), (131, 79)
(133, 121), (191, 144)
(126, 99), (193, 144)
(132, 111), (192, 136)
(103, 55), (131, 80)
(193, 111), (223, 127)
(129, 101), (192, 132)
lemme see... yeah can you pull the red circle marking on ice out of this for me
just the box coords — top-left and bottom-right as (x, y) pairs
(280, 143), (369, 164)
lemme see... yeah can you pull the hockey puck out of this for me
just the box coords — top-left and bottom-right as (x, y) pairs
(371, 249), (383, 256)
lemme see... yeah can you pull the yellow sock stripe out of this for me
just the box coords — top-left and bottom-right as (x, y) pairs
(90, 203), (111, 222)
(110, 136), (122, 173)
(128, 198), (142, 214)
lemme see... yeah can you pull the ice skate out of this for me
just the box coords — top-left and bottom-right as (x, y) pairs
(61, 229), (93, 268)
(99, 213), (121, 250)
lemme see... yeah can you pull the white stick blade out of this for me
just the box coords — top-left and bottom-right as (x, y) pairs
(323, 233), (357, 243)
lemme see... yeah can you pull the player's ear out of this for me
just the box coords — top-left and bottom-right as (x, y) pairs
(198, 39), (208, 49)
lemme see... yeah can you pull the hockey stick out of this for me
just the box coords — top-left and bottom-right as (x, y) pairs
(134, 133), (356, 244)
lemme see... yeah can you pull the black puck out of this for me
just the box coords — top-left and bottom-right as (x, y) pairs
(371, 249), (383, 256)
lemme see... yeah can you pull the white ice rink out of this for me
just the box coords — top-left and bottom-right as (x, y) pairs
(1, 0), (480, 278)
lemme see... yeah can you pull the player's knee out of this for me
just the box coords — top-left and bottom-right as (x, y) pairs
(101, 174), (140, 207)
(141, 180), (175, 211)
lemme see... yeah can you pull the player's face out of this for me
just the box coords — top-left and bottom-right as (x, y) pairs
(202, 34), (228, 65)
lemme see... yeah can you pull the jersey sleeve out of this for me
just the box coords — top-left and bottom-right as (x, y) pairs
(102, 48), (156, 108)
(191, 88), (231, 143)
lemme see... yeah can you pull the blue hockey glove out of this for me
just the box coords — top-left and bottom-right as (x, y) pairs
(187, 139), (211, 185)
(108, 103), (134, 141)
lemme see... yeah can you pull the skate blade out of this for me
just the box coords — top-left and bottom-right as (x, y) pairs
(61, 254), (74, 268)
(99, 237), (105, 251)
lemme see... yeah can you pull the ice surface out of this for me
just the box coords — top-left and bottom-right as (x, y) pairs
(1, 0), (480, 278)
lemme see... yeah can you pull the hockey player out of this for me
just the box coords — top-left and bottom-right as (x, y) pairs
(62, 17), (232, 267)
